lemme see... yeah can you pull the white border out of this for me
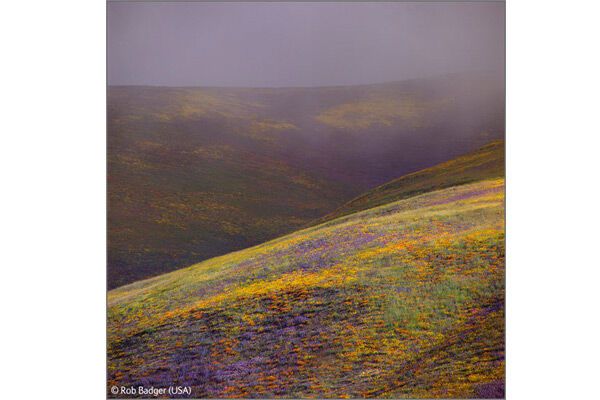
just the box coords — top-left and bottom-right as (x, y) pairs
(2, 1), (106, 399)
(507, 0), (600, 398)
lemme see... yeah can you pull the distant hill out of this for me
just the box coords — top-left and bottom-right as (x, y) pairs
(108, 174), (505, 397)
(108, 73), (504, 288)
(313, 140), (504, 225)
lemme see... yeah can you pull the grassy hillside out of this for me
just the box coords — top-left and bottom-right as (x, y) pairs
(314, 140), (504, 225)
(108, 132), (349, 288)
(107, 86), (352, 289)
(108, 177), (505, 398)
(108, 74), (504, 288)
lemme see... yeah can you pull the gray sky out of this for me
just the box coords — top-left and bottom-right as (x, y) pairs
(108, 1), (505, 87)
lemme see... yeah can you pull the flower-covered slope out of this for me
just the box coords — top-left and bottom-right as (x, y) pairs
(108, 175), (505, 398)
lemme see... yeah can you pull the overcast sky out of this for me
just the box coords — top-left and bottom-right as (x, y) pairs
(108, 1), (504, 87)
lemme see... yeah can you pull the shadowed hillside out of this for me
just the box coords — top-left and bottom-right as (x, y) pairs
(108, 73), (504, 288)
(313, 140), (504, 225)
(108, 174), (505, 398)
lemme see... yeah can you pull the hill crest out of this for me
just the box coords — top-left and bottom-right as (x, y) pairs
(313, 140), (504, 225)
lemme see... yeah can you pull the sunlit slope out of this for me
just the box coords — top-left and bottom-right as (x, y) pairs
(108, 178), (505, 398)
(314, 140), (504, 226)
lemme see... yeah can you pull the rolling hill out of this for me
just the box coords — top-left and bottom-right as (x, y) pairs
(108, 73), (504, 288)
(313, 140), (504, 225)
(108, 147), (505, 398)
